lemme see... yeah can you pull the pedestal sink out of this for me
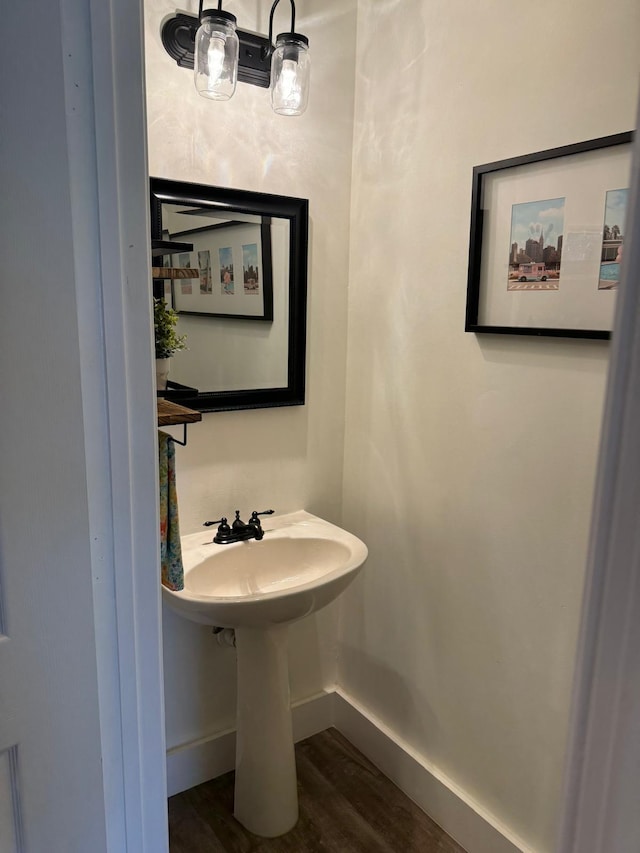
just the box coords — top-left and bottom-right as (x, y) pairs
(162, 510), (368, 837)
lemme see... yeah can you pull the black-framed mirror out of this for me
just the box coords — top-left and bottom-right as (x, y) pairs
(150, 177), (308, 412)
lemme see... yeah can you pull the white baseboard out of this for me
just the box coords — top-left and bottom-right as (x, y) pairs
(333, 689), (531, 853)
(166, 689), (334, 797)
(167, 688), (530, 853)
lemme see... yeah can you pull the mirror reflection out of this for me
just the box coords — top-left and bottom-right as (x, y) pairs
(161, 206), (289, 392)
(150, 178), (308, 413)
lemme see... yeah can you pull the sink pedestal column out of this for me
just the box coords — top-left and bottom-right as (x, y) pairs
(233, 624), (298, 837)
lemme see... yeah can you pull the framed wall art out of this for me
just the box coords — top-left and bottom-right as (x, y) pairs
(465, 131), (633, 339)
(170, 218), (274, 321)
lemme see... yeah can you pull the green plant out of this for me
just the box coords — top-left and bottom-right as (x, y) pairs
(154, 298), (186, 359)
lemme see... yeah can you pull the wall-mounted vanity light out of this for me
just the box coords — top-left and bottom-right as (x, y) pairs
(161, 0), (310, 115)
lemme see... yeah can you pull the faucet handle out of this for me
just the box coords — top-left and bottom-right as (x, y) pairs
(249, 509), (275, 526)
(204, 517), (232, 537)
(203, 517), (234, 544)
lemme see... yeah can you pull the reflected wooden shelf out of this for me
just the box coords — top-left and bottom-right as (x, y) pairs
(151, 267), (199, 279)
(157, 399), (202, 427)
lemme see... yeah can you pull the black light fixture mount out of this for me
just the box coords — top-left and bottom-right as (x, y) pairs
(160, 0), (304, 91)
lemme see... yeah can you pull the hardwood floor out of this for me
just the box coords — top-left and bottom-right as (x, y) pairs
(168, 728), (467, 852)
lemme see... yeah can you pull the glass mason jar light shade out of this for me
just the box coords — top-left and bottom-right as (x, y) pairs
(270, 34), (310, 116)
(194, 10), (239, 100)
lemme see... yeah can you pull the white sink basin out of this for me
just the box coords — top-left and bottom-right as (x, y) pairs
(162, 510), (368, 628)
(162, 510), (367, 839)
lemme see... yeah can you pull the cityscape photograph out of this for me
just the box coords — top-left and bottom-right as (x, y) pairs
(507, 196), (565, 291)
(242, 242), (261, 294)
(599, 187), (628, 290)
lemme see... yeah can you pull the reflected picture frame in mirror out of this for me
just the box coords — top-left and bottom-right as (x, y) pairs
(150, 178), (308, 412)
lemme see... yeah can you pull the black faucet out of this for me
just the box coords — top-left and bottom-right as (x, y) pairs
(204, 510), (274, 544)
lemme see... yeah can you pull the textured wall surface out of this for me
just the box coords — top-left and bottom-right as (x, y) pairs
(340, 1), (640, 850)
(145, 0), (358, 749)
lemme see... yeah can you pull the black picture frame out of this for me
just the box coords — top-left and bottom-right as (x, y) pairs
(169, 218), (274, 321)
(465, 131), (633, 339)
(150, 178), (308, 413)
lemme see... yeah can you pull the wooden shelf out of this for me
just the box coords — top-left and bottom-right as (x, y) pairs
(151, 267), (199, 279)
(157, 399), (202, 426)
(152, 239), (194, 258)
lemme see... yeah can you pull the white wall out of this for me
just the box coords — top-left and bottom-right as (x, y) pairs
(145, 0), (357, 750)
(340, 2), (640, 852)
